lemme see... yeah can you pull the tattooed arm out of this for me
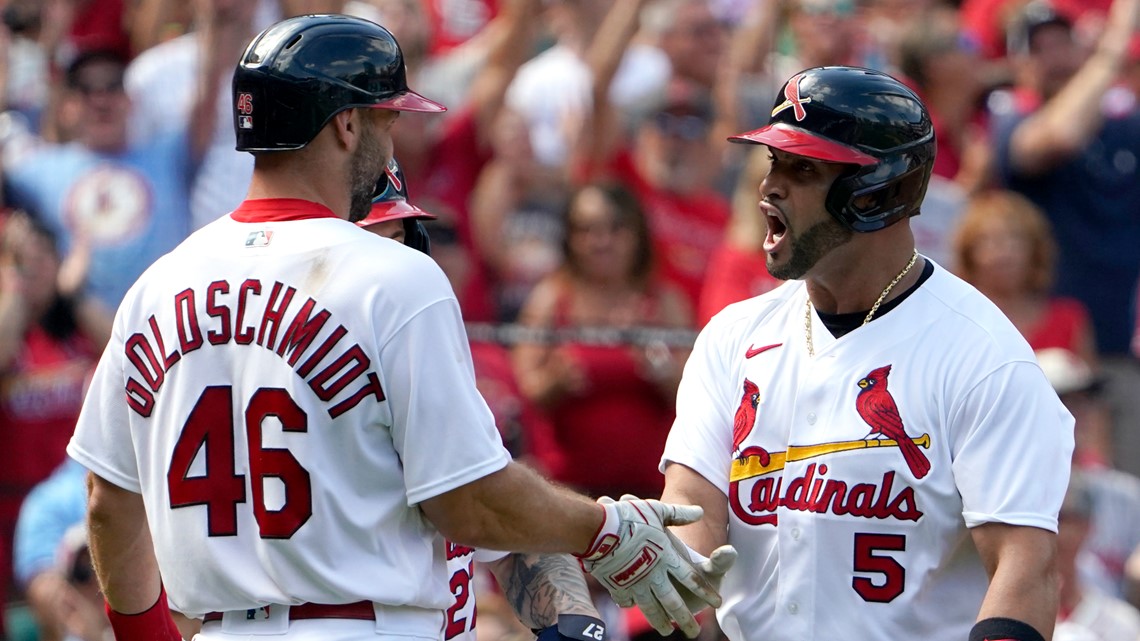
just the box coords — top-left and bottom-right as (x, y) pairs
(485, 553), (600, 630)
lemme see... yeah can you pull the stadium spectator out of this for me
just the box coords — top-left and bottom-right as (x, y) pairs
(468, 102), (570, 322)
(961, 0), (1114, 60)
(1038, 348), (1140, 602)
(641, 0), (727, 93)
(602, 92), (729, 313)
(0, 0), (57, 132)
(991, 0), (1140, 472)
(1038, 348), (1115, 470)
(421, 0), (498, 56)
(896, 11), (994, 188)
(14, 460), (93, 641)
(1053, 471), (1140, 641)
(0, 212), (108, 638)
(395, 0), (541, 322)
(124, 0), (266, 231)
(505, 0), (668, 169)
(994, 0), (1135, 346)
(861, 0), (961, 74)
(512, 182), (692, 500)
(573, 0), (731, 311)
(3, 44), (215, 310)
(771, 0), (867, 82)
(953, 189), (1098, 368)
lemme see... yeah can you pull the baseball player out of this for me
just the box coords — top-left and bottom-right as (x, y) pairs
(65, 14), (729, 641)
(358, 160), (609, 641)
(658, 66), (1074, 641)
(356, 157), (435, 253)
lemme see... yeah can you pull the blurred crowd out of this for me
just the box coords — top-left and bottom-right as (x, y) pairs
(0, 0), (1138, 640)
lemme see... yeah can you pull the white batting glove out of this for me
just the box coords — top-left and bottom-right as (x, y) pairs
(578, 496), (727, 638)
(665, 528), (737, 614)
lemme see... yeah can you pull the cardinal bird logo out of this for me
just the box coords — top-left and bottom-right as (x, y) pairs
(733, 379), (760, 455)
(855, 365), (931, 479)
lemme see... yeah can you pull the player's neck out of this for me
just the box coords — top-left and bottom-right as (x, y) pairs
(804, 228), (920, 315)
(246, 163), (352, 221)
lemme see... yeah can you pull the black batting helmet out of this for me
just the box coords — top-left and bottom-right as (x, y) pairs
(233, 14), (445, 152)
(730, 66), (935, 232)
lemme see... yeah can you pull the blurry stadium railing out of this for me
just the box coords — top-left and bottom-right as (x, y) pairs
(464, 323), (698, 348)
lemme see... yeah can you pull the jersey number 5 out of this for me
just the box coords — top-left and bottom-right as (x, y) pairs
(168, 385), (312, 538)
(852, 532), (906, 603)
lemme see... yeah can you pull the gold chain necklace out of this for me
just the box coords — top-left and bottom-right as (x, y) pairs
(804, 249), (919, 357)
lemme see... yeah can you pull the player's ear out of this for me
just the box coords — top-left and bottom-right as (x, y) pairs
(329, 108), (359, 152)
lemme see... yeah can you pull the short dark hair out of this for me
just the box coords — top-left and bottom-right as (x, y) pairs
(1007, 0), (1072, 56)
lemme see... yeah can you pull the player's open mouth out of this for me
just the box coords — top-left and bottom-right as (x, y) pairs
(760, 201), (787, 253)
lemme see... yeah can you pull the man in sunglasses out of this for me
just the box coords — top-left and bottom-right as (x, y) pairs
(4, 43), (220, 313)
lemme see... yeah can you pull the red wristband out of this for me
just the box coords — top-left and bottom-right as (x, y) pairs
(105, 585), (183, 641)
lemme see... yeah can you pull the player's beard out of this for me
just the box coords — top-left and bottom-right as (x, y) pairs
(347, 125), (387, 223)
(767, 214), (853, 281)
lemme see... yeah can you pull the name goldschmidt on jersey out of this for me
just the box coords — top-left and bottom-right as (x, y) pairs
(121, 278), (384, 419)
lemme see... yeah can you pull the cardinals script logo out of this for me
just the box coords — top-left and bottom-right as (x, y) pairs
(771, 72), (812, 121)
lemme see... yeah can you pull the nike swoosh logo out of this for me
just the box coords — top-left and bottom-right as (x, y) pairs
(745, 343), (783, 358)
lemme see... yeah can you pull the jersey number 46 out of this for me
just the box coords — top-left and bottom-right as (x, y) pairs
(167, 385), (312, 538)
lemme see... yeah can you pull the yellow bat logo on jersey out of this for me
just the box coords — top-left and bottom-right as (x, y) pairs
(729, 434), (931, 482)
(727, 435), (931, 527)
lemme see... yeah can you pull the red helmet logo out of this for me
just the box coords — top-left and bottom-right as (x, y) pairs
(384, 160), (402, 193)
(771, 73), (812, 122)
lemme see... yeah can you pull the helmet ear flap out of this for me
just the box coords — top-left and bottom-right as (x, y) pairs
(403, 219), (431, 255)
(825, 147), (935, 233)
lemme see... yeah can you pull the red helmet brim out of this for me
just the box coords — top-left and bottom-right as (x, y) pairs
(729, 123), (878, 166)
(356, 200), (437, 227)
(373, 90), (447, 113)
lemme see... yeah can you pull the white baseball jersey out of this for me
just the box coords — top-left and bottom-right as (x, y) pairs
(444, 544), (510, 641)
(662, 261), (1074, 641)
(67, 199), (512, 625)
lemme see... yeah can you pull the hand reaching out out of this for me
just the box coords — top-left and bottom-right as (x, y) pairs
(579, 495), (737, 638)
